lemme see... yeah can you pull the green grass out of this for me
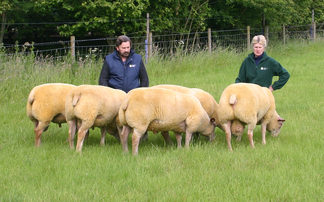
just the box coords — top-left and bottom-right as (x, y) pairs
(1, 39), (324, 201)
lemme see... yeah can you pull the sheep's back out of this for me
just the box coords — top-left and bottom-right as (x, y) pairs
(67, 85), (126, 123)
(27, 83), (76, 122)
(123, 88), (206, 132)
(219, 83), (273, 124)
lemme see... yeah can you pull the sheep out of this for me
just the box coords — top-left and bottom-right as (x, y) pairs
(118, 87), (216, 155)
(152, 84), (223, 145)
(26, 83), (76, 147)
(218, 83), (285, 151)
(65, 84), (126, 152)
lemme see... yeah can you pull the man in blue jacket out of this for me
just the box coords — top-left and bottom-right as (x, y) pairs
(99, 35), (149, 142)
(99, 35), (149, 93)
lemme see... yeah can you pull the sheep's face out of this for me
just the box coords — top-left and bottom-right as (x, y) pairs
(112, 133), (121, 141)
(209, 131), (216, 142)
(231, 120), (245, 137)
(202, 118), (216, 142)
(267, 116), (285, 137)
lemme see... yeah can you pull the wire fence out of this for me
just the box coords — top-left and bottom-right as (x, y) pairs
(1, 23), (324, 61)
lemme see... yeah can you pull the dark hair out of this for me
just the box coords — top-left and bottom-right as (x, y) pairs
(116, 35), (132, 47)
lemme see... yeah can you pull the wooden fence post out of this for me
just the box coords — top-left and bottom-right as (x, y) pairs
(146, 13), (150, 62)
(247, 26), (250, 50)
(149, 32), (152, 57)
(283, 23), (285, 45)
(264, 26), (269, 44)
(208, 28), (211, 52)
(312, 21), (316, 41)
(70, 36), (75, 57)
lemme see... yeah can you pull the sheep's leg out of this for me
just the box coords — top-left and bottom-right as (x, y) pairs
(161, 131), (173, 146)
(261, 123), (267, 145)
(247, 130), (254, 148)
(185, 132), (193, 149)
(85, 130), (90, 140)
(34, 121), (48, 147)
(115, 124), (122, 141)
(246, 122), (257, 148)
(246, 125), (255, 148)
(100, 127), (107, 146)
(175, 133), (182, 148)
(224, 121), (233, 152)
(76, 128), (89, 152)
(68, 120), (77, 149)
(132, 129), (143, 156)
(33, 120), (39, 129)
(236, 135), (242, 142)
(121, 126), (132, 153)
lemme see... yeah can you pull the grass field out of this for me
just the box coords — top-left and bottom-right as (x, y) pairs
(0, 39), (324, 201)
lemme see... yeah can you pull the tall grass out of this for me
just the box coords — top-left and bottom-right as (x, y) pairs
(1, 39), (324, 201)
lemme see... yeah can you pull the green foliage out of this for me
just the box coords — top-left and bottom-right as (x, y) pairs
(1, 38), (324, 201)
(56, 0), (150, 37)
(2, 0), (324, 45)
(148, 0), (210, 33)
(209, 0), (324, 29)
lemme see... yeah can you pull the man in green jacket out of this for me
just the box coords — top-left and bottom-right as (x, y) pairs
(235, 35), (290, 91)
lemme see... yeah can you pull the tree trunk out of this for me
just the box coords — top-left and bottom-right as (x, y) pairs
(0, 12), (7, 46)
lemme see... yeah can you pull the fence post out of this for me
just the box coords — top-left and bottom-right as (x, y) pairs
(208, 28), (211, 52)
(149, 32), (152, 57)
(312, 21), (316, 41)
(311, 10), (315, 41)
(146, 13), (150, 62)
(283, 23), (285, 45)
(264, 26), (269, 44)
(247, 26), (250, 50)
(70, 36), (75, 57)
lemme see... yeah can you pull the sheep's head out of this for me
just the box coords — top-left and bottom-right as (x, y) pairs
(203, 118), (216, 142)
(267, 112), (285, 137)
(231, 119), (245, 137)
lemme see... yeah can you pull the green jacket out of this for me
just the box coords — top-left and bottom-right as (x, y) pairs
(235, 52), (290, 90)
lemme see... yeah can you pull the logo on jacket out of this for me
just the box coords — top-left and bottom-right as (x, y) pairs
(260, 67), (268, 70)
(129, 64), (137, 68)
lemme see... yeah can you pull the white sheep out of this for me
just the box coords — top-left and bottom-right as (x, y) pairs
(26, 83), (76, 147)
(65, 84), (126, 152)
(118, 87), (216, 155)
(152, 84), (223, 145)
(218, 83), (285, 151)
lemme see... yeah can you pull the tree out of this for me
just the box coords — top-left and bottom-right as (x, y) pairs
(0, 0), (34, 45)
(147, 0), (210, 33)
(207, 0), (324, 31)
(54, 0), (149, 38)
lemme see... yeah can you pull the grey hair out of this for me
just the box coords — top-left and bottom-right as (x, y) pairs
(251, 35), (267, 47)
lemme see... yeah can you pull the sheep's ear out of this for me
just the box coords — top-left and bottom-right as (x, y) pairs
(278, 116), (285, 122)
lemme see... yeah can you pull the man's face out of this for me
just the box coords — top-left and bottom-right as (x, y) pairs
(116, 41), (131, 58)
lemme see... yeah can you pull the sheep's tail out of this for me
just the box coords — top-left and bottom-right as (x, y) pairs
(229, 94), (237, 110)
(119, 97), (129, 126)
(28, 90), (36, 105)
(72, 93), (81, 107)
(121, 97), (129, 111)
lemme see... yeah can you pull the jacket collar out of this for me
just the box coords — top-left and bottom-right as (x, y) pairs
(249, 51), (268, 61)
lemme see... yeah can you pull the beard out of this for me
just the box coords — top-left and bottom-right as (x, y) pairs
(119, 51), (130, 58)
